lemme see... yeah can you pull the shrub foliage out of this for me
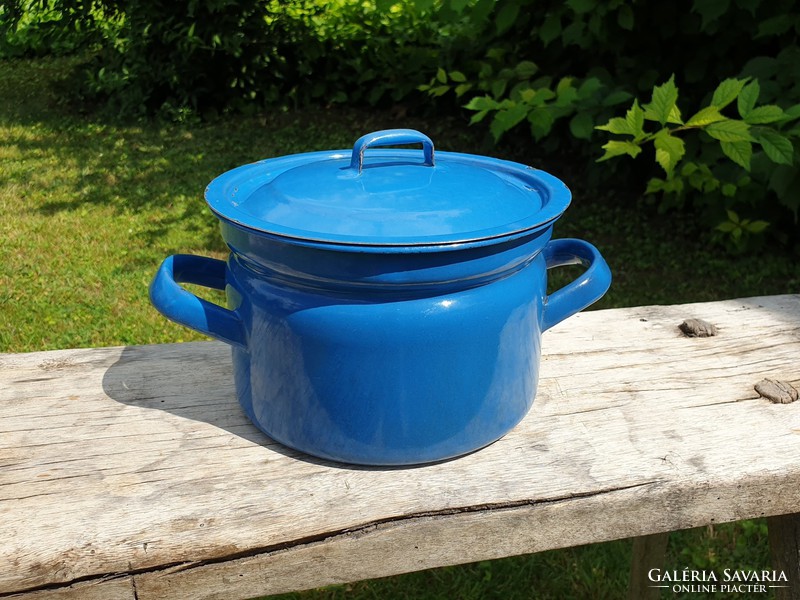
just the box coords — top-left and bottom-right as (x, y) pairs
(2, 0), (799, 248)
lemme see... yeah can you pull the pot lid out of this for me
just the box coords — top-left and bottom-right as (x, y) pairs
(205, 129), (571, 247)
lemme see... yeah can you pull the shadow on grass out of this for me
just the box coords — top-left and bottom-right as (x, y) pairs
(1, 56), (488, 259)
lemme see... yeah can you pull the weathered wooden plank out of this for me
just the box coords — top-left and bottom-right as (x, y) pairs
(628, 533), (670, 600)
(0, 577), (134, 600)
(1, 294), (799, 599)
(768, 512), (800, 600)
(133, 474), (800, 600)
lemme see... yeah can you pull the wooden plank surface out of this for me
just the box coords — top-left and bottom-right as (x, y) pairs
(1, 294), (799, 599)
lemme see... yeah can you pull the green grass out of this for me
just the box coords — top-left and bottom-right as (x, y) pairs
(0, 56), (794, 599)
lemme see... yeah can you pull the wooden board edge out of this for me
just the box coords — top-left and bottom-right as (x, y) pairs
(1, 576), (135, 600)
(131, 474), (800, 600)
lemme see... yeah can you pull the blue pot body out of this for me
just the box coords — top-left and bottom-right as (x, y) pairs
(149, 131), (612, 465)
(151, 224), (610, 465)
(224, 225), (549, 465)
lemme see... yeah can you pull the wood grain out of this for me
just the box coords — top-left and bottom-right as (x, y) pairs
(1, 294), (799, 599)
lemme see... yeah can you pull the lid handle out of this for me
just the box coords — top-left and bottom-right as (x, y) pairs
(350, 129), (435, 173)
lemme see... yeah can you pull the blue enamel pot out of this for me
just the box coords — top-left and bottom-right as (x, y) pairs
(150, 129), (611, 466)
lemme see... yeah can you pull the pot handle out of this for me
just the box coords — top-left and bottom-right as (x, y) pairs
(350, 129), (435, 173)
(149, 254), (246, 348)
(542, 238), (611, 332)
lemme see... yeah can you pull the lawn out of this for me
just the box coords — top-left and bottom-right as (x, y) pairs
(1, 55), (796, 599)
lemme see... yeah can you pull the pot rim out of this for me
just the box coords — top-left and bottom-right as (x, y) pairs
(218, 213), (557, 255)
(205, 147), (572, 251)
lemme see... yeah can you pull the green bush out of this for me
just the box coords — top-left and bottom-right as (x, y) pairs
(15, 0), (459, 117)
(422, 0), (800, 249)
(595, 75), (800, 251)
(4, 0), (799, 249)
(70, 0), (324, 116)
(0, 0), (114, 57)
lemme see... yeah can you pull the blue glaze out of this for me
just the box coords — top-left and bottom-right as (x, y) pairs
(349, 129), (435, 172)
(150, 129), (612, 465)
(149, 254), (245, 348)
(204, 129), (569, 247)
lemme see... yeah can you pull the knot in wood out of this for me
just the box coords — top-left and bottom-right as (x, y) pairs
(678, 318), (718, 338)
(755, 379), (798, 404)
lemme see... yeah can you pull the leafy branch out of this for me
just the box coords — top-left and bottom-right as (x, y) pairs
(596, 75), (798, 176)
(595, 75), (800, 247)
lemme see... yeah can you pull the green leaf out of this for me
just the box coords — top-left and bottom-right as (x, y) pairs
(436, 68), (447, 84)
(720, 140), (753, 170)
(626, 100), (645, 137)
(515, 61), (538, 79)
(782, 103), (800, 122)
(754, 129), (794, 165)
(449, 71), (467, 83)
(566, 0), (596, 14)
(490, 103), (529, 140)
(744, 105), (785, 124)
(554, 77), (578, 106)
(685, 106), (726, 127)
(519, 88), (537, 103)
(535, 88), (556, 102)
(692, 0), (730, 28)
(597, 140), (643, 162)
(569, 112), (594, 139)
(716, 221), (738, 233)
(746, 220), (769, 233)
(721, 183), (737, 197)
(376, 0), (396, 11)
(429, 85), (450, 97)
(528, 109), (556, 140)
(741, 56), (778, 81)
(756, 15), (794, 38)
(653, 130), (686, 176)
(561, 21), (586, 46)
(491, 79), (508, 98)
(464, 95), (497, 111)
(667, 104), (683, 125)
(603, 90), (633, 106)
(706, 119), (752, 142)
(710, 78), (748, 109)
(539, 13), (561, 46)
(726, 209), (740, 223)
(643, 75), (679, 126)
(446, 0), (471, 11)
(595, 117), (632, 135)
(596, 102), (646, 137)
(768, 165), (800, 214)
(486, 47), (506, 61)
(577, 77), (603, 99)
(663, 177), (685, 195)
(617, 5), (634, 29)
(454, 83), (472, 97)
(737, 80), (760, 118)
(646, 178), (665, 194)
(495, 3), (520, 34)
(469, 109), (489, 124)
(471, 0), (496, 21)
